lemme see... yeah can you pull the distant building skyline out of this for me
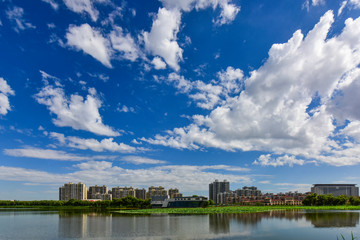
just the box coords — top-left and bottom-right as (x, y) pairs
(58, 183), (185, 201)
(53, 181), (360, 202)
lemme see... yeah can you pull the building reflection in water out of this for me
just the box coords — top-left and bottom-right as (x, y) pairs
(58, 211), (112, 238)
(110, 214), (209, 237)
(305, 211), (360, 228)
(58, 210), (360, 238)
(209, 214), (230, 234)
(59, 212), (210, 238)
(208, 210), (360, 232)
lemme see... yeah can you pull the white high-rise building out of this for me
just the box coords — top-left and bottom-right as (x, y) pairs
(59, 182), (87, 200)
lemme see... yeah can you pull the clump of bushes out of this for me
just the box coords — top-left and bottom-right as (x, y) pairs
(302, 193), (360, 206)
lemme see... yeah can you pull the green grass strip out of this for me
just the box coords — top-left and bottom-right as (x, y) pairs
(115, 205), (360, 215)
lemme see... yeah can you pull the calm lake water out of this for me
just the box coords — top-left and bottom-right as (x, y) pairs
(0, 209), (359, 239)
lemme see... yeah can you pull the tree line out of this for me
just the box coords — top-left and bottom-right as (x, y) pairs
(302, 193), (360, 206)
(0, 196), (151, 209)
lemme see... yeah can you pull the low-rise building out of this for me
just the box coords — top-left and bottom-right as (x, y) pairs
(162, 196), (208, 208)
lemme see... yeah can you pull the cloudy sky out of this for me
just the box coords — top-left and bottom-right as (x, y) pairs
(1, 0), (360, 200)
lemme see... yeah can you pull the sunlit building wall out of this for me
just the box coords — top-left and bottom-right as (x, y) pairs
(59, 182), (87, 200)
(311, 184), (359, 197)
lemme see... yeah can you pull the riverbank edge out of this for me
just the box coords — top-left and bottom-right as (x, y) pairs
(2, 205), (360, 214)
(115, 205), (360, 215)
(0, 206), (133, 210)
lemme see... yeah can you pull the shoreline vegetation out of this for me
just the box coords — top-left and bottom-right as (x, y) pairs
(1, 205), (360, 214)
(1, 194), (360, 214)
(115, 205), (360, 215)
(1, 204), (360, 214)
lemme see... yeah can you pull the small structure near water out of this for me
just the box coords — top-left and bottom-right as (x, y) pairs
(161, 196), (208, 208)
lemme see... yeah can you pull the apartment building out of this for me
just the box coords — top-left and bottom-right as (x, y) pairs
(209, 180), (230, 204)
(135, 188), (146, 200)
(168, 188), (183, 198)
(112, 187), (135, 199)
(59, 182), (87, 200)
(87, 185), (109, 199)
(146, 186), (167, 199)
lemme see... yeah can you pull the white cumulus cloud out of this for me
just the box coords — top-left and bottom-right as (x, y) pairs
(0, 78), (15, 115)
(110, 26), (139, 62)
(214, 1), (240, 25)
(151, 57), (167, 70)
(144, 1), (240, 71)
(144, 11), (360, 166)
(35, 84), (119, 136)
(66, 24), (113, 68)
(143, 8), (183, 71)
(253, 154), (305, 167)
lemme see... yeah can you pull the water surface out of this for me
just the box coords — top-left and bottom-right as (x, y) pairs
(0, 209), (359, 239)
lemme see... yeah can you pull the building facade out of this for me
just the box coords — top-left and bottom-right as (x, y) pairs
(146, 186), (167, 199)
(311, 184), (359, 197)
(87, 185), (108, 199)
(135, 188), (146, 200)
(235, 186), (262, 197)
(162, 196), (208, 208)
(59, 182), (87, 200)
(112, 187), (135, 199)
(217, 191), (237, 205)
(168, 188), (183, 198)
(209, 180), (230, 204)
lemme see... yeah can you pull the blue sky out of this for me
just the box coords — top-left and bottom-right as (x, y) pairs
(1, 0), (360, 200)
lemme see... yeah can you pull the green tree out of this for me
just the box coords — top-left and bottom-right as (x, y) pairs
(334, 195), (348, 205)
(303, 193), (317, 206)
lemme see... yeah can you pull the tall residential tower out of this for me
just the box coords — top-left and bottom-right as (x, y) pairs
(59, 182), (87, 200)
(209, 180), (230, 204)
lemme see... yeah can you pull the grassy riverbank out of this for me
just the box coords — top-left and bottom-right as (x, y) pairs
(0, 205), (131, 210)
(116, 205), (360, 215)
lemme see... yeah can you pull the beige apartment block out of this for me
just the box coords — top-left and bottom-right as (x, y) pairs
(168, 188), (183, 198)
(112, 187), (135, 199)
(135, 188), (146, 200)
(87, 185), (109, 199)
(146, 186), (167, 199)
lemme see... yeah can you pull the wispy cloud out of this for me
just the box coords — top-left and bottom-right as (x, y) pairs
(0, 161), (252, 192)
(50, 132), (136, 153)
(3, 147), (115, 161)
(6, 6), (35, 33)
(121, 156), (167, 165)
